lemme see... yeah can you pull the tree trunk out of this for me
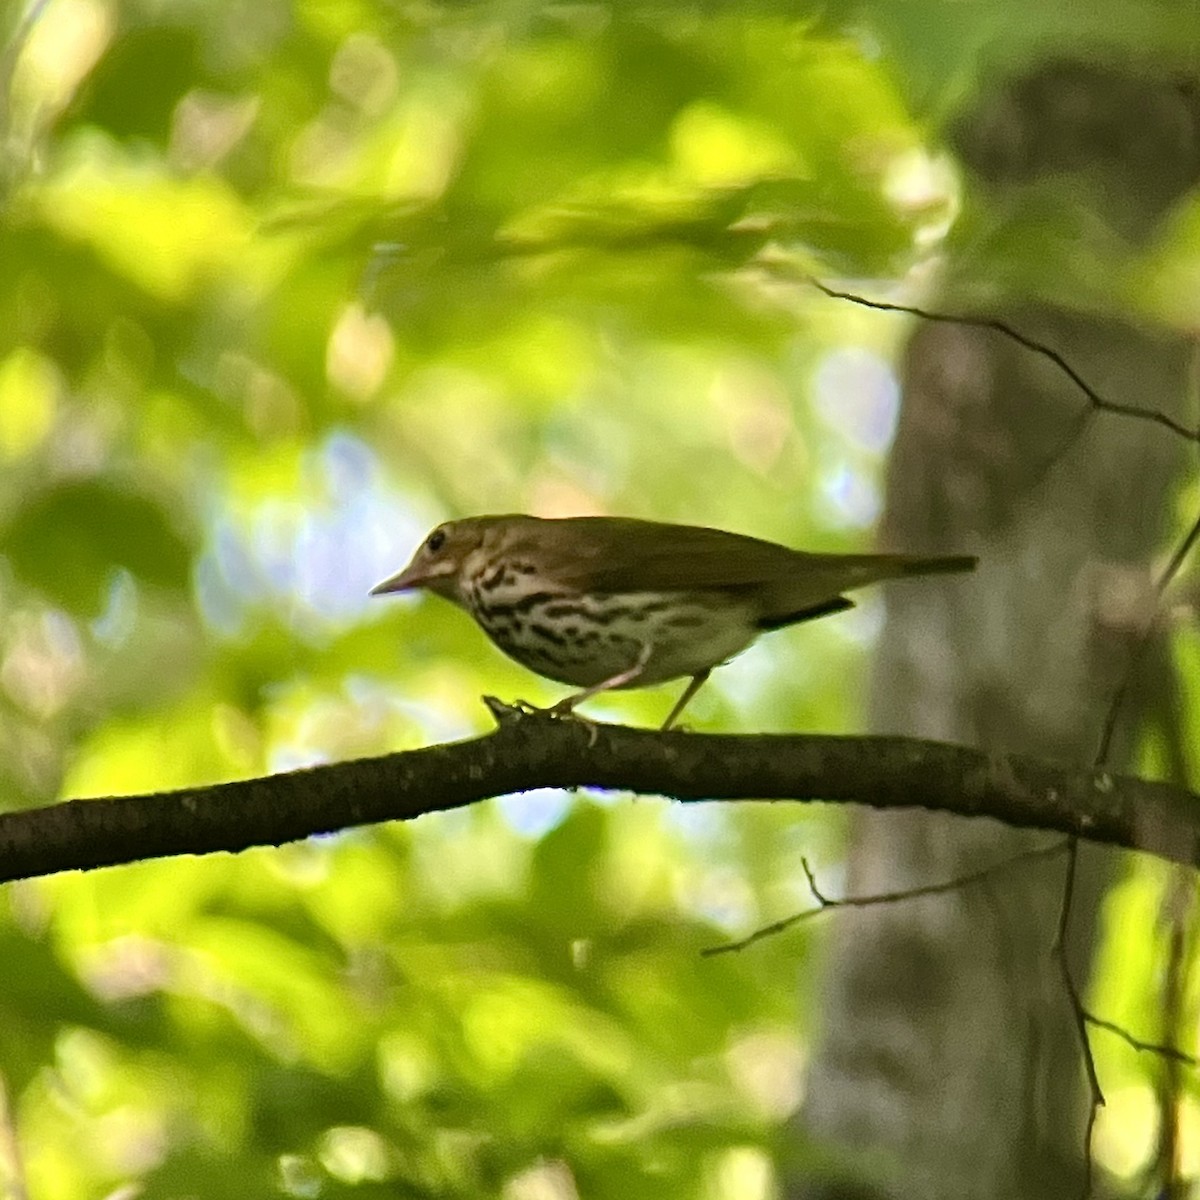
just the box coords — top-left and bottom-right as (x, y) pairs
(790, 60), (1200, 1200)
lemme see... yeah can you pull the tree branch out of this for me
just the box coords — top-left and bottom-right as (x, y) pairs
(1, 703), (1198, 883)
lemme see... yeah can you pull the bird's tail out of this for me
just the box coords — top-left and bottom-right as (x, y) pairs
(896, 554), (978, 577)
(754, 552), (975, 628)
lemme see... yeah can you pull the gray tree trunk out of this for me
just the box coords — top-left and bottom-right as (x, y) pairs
(790, 61), (1200, 1200)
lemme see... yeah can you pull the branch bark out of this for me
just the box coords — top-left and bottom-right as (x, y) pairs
(1, 703), (1196, 884)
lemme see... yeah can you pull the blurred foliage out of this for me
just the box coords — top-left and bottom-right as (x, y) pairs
(0, 0), (1198, 1196)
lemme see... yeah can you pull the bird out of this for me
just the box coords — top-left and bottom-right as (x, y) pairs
(370, 514), (976, 729)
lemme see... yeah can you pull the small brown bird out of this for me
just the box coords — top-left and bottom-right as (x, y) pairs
(371, 514), (975, 728)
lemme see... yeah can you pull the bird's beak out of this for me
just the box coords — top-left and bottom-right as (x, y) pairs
(369, 563), (427, 595)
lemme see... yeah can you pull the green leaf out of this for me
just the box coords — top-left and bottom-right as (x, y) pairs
(3, 481), (191, 612)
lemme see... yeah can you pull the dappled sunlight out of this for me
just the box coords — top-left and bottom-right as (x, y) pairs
(89, 569), (138, 649)
(883, 147), (959, 245)
(819, 461), (881, 529)
(62, 702), (226, 797)
(705, 1145), (775, 1200)
(813, 345), (900, 454)
(461, 978), (578, 1079)
(595, 801), (685, 920)
(669, 101), (800, 188)
(212, 351), (305, 441)
(504, 1158), (580, 1200)
(47, 1032), (170, 1172)
(834, 593), (885, 648)
(663, 801), (729, 847)
(290, 111), (359, 189)
(496, 789), (574, 839)
(261, 674), (444, 772)
(329, 33), (398, 116)
(326, 301), (395, 398)
(36, 137), (253, 301)
(676, 864), (757, 934)
(180, 916), (368, 1069)
(1, 608), (84, 719)
(4, 0), (1191, 1195)
(410, 807), (530, 912)
(385, 78), (470, 199)
(319, 1125), (391, 1184)
(589, 1077), (742, 1146)
(377, 1029), (436, 1104)
(195, 431), (422, 637)
(1093, 1084), (1160, 1181)
(169, 89), (261, 173)
(0, 346), (61, 458)
(1140, 192), (1200, 328)
(75, 933), (174, 1002)
(11, 0), (111, 128)
(709, 358), (794, 474)
(725, 1029), (806, 1120)
(393, 365), (536, 500)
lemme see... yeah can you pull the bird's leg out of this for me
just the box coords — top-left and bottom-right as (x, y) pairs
(549, 642), (652, 717)
(660, 669), (711, 731)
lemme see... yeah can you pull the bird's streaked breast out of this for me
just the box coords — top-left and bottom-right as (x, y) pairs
(463, 556), (758, 686)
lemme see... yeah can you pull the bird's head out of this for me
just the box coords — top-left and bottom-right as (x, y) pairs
(370, 516), (516, 604)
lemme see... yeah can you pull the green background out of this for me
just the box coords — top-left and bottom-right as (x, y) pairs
(0, 0), (1197, 1195)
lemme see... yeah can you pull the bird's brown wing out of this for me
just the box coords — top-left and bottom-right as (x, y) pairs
(524, 516), (932, 606)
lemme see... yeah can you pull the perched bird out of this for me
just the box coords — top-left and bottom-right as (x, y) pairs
(371, 514), (975, 728)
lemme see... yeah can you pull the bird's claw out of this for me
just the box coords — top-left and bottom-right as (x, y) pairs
(482, 695), (516, 724)
(481, 695), (545, 724)
(481, 695), (601, 746)
(547, 702), (602, 747)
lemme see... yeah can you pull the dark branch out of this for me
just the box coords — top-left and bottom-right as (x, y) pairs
(2, 704), (1199, 884)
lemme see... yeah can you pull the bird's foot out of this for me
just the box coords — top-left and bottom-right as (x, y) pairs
(482, 696), (599, 744)
(546, 698), (604, 747)
(481, 695), (607, 747)
(482, 695), (546, 725)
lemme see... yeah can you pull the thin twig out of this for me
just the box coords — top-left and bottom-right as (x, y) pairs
(701, 840), (1069, 957)
(1051, 836), (1103, 1200)
(807, 278), (1200, 444)
(1082, 1011), (1197, 1066)
(1096, 505), (1200, 765)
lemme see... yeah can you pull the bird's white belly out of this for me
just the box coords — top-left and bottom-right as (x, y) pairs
(634, 600), (759, 684)
(474, 587), (759, 687)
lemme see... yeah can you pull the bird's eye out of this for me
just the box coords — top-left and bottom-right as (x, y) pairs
(426, 529), (447, 553)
